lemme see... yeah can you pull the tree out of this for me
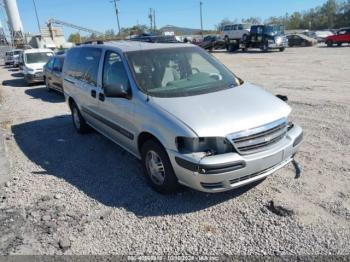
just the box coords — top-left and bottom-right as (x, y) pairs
(120, 25), (149, 36)
(215, 18), (237, 31)
(241, 17), (262, 25)
(68, 33), (81, 44)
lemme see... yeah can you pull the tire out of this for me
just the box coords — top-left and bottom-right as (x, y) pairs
(224, 36), (230, 51)
(279, 47), (285, 52)
(337, 43), (342, 47)
(71, 102), (90, 134)
(326, 41), (333, 47)
(45, 77), (52, 92)
(261, 42), (269, 52)
(141, 140), (179, 194)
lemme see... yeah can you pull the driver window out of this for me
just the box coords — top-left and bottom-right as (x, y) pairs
(103, 51), (130, 91)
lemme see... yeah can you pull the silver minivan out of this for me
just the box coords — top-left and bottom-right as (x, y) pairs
(63, 42), (303, 194)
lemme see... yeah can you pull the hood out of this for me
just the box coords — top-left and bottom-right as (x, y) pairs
(151, 83), (291, 137)
(26, 63), (46, 71)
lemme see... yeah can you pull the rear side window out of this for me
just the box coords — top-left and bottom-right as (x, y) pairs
(64, 47), (102, 86)
(64, 48), (80, 78)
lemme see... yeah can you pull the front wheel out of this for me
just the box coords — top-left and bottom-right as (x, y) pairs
(141, 140), (179, 194)
(326, 41), (333, 47)
(337, 43), (342, 47)
(45, 77), (52, 92)
(261, 42), (269, 52)
(71, 102), (90, 134)
(279, 47), (285, 52)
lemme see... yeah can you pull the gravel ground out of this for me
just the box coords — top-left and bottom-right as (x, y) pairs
(0, 45), (349, 256)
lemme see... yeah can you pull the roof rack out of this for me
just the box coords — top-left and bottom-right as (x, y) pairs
(77, 40), (104, 46)
(130, 35), (179, 44)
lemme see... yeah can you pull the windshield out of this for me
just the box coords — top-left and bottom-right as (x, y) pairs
(25, 52), (53, 64)
(126, 47), (240, 98)
(265, 25), (284, 35)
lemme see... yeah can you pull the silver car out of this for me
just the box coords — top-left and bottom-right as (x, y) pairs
(63, 42), (303, 194)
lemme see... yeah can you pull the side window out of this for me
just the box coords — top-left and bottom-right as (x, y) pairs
(78, 48), (102, 86)
(64, 48), (80, 78)
(53, 58), (62, 72)
(102, 51), (130, 91)
(233, 25), (238, 30)
(47, 57), (55, 70)
(238, 24), (243, 30)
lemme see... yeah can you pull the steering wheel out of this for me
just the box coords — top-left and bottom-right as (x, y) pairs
(209, 73), (223, 81)
(192, 67), (200, 74)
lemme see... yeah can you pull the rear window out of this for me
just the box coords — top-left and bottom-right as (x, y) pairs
(64, 47), (102, 86)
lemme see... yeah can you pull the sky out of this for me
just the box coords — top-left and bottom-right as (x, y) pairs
(13, 0), (328, 36)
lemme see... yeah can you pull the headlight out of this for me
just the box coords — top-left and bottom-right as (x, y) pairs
(275, 37), (283, 45)
(175, 137), (234, 155)
(27, 68), (35, 73)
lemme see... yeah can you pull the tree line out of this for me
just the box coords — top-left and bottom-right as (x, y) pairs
(217, 0), (350, 30)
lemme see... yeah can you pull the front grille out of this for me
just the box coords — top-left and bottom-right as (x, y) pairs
(228, 119), (287, 155)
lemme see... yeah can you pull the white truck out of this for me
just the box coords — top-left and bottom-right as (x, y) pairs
(222, 24), (251, 51)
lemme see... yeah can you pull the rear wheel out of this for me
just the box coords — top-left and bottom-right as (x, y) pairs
(279, 47), (285, 52)
(326, 41), (333, 47)
(71, 102), (90, 134)
(337, 42), (342, 47)
(141, 140), (179, 194)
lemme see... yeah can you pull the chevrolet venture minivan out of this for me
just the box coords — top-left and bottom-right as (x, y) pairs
(63, 42), (303, 194)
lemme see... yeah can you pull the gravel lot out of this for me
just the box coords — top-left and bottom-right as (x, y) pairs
(0, 45), (349, 256)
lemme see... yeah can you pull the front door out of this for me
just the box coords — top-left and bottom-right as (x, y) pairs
(96, 50), (137, 154)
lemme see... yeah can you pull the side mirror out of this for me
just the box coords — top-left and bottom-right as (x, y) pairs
(237, 77), (244, 85)
(104, 83), (131, 99)
(276, 94), (288, 102)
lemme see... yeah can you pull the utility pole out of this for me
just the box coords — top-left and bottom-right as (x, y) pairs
(149, 8), (153, 32)
(112, 0), (121, 35)
(153, 9), (156, 31)
(200, 1), (203, 35)
(32, 0), (41, 33)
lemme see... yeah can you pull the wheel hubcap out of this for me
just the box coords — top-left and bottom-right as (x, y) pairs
(73, 108), (81, 129)
(146, 150), (165, 185)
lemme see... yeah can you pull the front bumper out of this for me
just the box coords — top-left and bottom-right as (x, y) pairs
(268, 41), (288, 49)
(168, 125), (303, 193)
(24, 72), (44, 83)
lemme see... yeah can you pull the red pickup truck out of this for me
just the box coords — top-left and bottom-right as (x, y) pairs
(326, 28), (350, 47)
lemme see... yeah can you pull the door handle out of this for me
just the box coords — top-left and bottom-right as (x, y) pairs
(99, 93), (105, 102)
(91, 90), (97, 98)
